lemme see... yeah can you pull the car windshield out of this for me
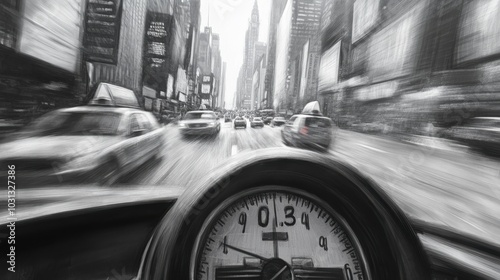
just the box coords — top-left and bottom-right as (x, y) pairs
(253, 118), (262, 121)
(275, 117), (285, 121)
(183, 112), (216, 120)
(305, 118), (331, 128)
(25, 111), (122, 136)
(235, 117), (243, 120)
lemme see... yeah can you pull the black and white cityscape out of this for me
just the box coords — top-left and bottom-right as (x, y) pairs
(1, 0), (500, 279)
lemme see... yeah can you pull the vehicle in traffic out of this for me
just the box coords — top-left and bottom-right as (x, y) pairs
(444, 117), (500, 155)
(282, 101), (333, 151)
(178, 110), (221, 137)
(3, 148), (498, 280)
(250, 117), (264, 128)
(0, 104), (164, 186)
(263, 116), (273, 125)
(260, 108), (276, 119)
(224, 114), (232, 122)
(233, 116), (247, 129)
(271, 116), (286, 127)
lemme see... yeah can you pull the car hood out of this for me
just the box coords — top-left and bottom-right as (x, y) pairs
(0, 135), (123, 160)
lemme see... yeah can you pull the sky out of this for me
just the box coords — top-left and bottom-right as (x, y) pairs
(200, 0), (271, 109)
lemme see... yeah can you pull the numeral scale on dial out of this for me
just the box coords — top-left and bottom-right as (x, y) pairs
(196, 192), (365, 280)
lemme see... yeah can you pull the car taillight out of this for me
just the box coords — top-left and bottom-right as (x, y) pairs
(299, 127), (308, 135)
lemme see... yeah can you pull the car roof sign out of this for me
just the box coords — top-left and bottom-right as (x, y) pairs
(88, 83), (141, 109)
(302, 101), (322, 116)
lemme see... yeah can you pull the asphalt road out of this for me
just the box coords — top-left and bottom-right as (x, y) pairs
(121, 119), (500, 247)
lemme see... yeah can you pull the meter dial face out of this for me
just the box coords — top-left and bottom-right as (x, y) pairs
(191, 188), (370, 280)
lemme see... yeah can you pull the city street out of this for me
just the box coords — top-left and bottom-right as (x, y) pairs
(122, 120), (500, 247)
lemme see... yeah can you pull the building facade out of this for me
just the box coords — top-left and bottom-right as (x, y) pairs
(273, 0), (323, 114)
(319, 0), (500, 135)
(264, 0), (289, 109)
(237, 0), (260, 110)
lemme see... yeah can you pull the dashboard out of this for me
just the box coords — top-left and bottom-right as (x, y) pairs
(2, 149), (499, 280)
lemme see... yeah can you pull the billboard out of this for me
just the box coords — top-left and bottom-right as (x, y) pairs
(318, 41), (341, 92)
(83, 0), (123, 64)
(352, 0), (380, 43)
(457, 0), (500, 63)
(368, 1), (425, 81)
(0, 0), (20, 49)
(19, 0), (84, 72)
(143, 12), (170, 91)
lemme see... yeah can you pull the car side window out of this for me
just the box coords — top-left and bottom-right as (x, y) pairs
(129, 114), (142, 134)
(137, 114), (152, 132)
(287, 116), (297, 125)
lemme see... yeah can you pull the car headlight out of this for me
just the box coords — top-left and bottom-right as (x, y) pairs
(179, 122), (186, 128)
(208, 122), (216, 127)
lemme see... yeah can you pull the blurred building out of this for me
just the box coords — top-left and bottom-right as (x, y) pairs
(211, 33), (222, 109)
(142, 0), (198, 116)
(186, 0), (201, 111)
(0, 0), (86, 129)
(218, 62), (227, 109)
(237, 0), (260, 110)
(264, 0), (288, 109)
(318, 0), (500, 136)
(86, 0), (148, 101)
(251, 54), (267, 110)
(196, 26), (223, 109)
(273, 0), (323, 115)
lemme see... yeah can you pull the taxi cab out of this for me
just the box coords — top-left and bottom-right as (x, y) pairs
(281, 101), (333, 151)
(0, 83), (165, 186)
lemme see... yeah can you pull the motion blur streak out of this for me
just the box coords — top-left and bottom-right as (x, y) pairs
(2, 0), (500, 279)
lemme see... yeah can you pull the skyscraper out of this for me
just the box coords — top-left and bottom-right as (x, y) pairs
(265, 0), (288, 109)
(273, 0), (323, 112)
(238, 0), (260, 110)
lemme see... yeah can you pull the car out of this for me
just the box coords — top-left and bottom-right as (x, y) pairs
(178, 110), (221, 137)
(263, 116), (274, 125)
(271, 116), (286, 127)
(0, 83), (165, 186)
(281, 101), (333, 151)
(224, 114), (232, 122)
(444, 117), (500, 155)
(0, 105), (165, 186)
(2, 148), (499, 280)
(233, 116), (247, 129)
(250, 117), (264, 128)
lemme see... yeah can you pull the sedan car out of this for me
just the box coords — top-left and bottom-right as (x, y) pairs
(263, 116), (274, 125)
(178, 111), (221, 137)
(271, 116), (286, 127)
(0, 106), (165, 186)
(250, 117), (264, 128)
(233, 116), (247, 129)
(2, 149), (499, 280)
(282, 102), (333, 151)
(444, 117), (500, 155)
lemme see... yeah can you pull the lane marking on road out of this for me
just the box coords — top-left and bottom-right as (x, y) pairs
(357, 143), (390, 154)
(231, 144), (239, 156)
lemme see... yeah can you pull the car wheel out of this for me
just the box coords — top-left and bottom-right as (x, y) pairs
(97, 158), (120, 186)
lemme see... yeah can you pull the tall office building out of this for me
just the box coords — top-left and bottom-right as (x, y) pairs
(265, 0), (288, 109)
(238, 0), (260, 110)
(273, 0), (323, 112)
